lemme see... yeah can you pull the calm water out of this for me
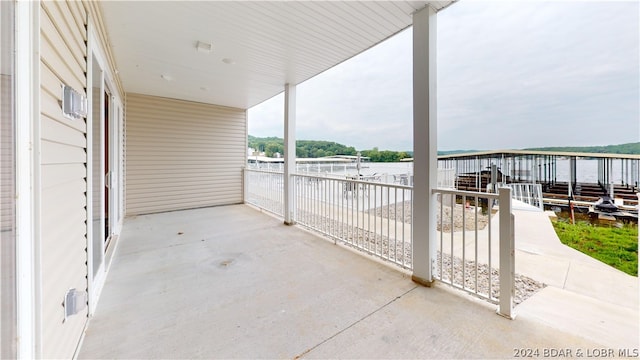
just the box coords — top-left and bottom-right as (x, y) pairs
(257, 159), (638, 185)
(358, 159), (633, 184)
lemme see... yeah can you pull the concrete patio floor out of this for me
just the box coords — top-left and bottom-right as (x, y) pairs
(78, 204), (637, 359)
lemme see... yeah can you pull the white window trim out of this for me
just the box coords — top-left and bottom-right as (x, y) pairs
(86, 18), (123, 316)
(86, 19), (105, 316)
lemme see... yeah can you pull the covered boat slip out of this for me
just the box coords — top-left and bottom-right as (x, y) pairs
(439, 150), (640, 210)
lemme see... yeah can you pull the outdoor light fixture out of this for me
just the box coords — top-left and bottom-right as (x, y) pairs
(196, 40), (213, 53)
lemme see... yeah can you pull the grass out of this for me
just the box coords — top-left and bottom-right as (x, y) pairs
(552, 220), (638, 276)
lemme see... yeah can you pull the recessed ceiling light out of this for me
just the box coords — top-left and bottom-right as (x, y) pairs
(222, 58), (236, 65)
(196, 41), (213, 53)
(161, 74), (173, 81)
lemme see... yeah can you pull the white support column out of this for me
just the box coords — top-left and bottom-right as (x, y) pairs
(283, 83), (296, 225)
(412, 5), (437, 286)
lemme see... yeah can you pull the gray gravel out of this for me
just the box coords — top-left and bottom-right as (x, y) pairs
(369, 200), (491, 232)
(295, 207), (545, 306)
(436, 252), (545, 305)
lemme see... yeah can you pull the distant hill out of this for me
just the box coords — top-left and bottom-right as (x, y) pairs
(437, 143), (640, 156)
(524, 142), (640, 155)
(249, 136), (640, 159)
(248, 135), (357, 158)
(248, 135), (410, 162)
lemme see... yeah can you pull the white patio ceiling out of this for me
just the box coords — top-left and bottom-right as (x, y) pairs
(100, 1), (454, 110)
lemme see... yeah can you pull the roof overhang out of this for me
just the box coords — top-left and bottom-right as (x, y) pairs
(100, 1), (455, 110)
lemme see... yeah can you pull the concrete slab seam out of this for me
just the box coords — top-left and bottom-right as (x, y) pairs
(293, 285), (419, 359)
(562, 261), (571, 289)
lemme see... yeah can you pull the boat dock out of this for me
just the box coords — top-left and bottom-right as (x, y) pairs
(438, 150), (640, 220)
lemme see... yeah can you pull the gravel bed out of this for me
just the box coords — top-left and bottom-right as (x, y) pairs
(369, 200), (491, 232)
(296, 210), (545, 305)
(436, 252), (545, 305)
(295, 209), (412, 267)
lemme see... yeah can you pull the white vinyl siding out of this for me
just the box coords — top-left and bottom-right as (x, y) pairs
(1, 75), (12, 232)
(126, 93), (246, 215)
(39, 2), (88, 358)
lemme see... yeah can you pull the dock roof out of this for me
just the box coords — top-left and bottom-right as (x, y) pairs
(437, 150), (640, 160)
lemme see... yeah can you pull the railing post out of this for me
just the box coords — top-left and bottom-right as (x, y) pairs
(498, 187), (515, 319)
(242, 167), (248, 203)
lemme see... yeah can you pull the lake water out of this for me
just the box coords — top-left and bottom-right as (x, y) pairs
(357, 159), (636, 184)
(257, 158), (638, 185)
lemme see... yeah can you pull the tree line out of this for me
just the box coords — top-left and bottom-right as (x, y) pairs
(524, 142), (640, 155)
(437, 142), (640, 156)
(248, 136), (358, 158)
(248, 136), (411, 162)
(360, 147), (411, 162)
(249, 136), (640, 161)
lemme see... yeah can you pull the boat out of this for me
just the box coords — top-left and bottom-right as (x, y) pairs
(593, 195), (619, 213)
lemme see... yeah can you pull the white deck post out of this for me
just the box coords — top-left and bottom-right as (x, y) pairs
(284, 83), (296, 225)
(242, 166), (248, 203)
(411, 5), (437, 286)
(498, 187), (515, 319)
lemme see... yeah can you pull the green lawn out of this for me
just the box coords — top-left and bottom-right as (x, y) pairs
(552, 220), (638, 276)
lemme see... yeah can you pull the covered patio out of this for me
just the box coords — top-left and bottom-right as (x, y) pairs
(78, 204), (605, 359)
(94, 0), (460, 322)
(4, 1), (637, 358)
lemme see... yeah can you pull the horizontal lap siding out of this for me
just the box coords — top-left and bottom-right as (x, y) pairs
(126, 94), (246, 215)
(40, 2), (88, 359)
(1, 75), (13, 232)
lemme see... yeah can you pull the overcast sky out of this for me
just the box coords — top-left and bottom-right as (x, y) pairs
(247, 1), (639, 152)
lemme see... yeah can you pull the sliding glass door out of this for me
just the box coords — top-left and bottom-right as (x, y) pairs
(87, 37), (123, 312)
(90, 53), (105, 288)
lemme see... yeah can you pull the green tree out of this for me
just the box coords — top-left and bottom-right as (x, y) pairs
(264, 142), (283, 157)
(248, 135), (410, 161)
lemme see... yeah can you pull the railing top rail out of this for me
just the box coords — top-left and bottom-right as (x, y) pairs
(504, 182), (542, 187)
(291, 172), (413, 191)
(433, 187), (500, 200)
(244, 168), (284, 175)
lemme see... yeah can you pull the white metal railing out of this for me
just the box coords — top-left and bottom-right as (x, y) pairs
(291, 173), (413, 268)
(245, 168), (284, 217)
(431, 187), (514, 318)
(244, 168), (515, 318)
(246, 161), (356, 174)
(437, 167), (456, 189)
(504, 183), (544, 210)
